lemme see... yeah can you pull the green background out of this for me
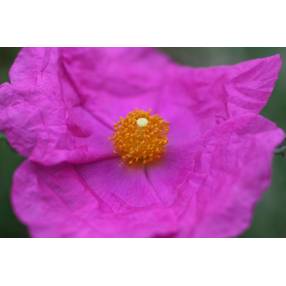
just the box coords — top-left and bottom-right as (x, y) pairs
(0, 48), (285, 238)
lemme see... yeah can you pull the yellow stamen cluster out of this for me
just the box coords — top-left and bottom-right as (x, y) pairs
(111, 110), (169, 166)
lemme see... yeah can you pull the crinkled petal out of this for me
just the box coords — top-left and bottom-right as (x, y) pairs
(12, 115), (284, 237)
(159, 54), (282, 146)
(0, 50), (281, 166)
(0, 48), (171, 165)
(12, 160), (178, 237)
(60, 48), (171, 125)
(179, 115), (285, 237)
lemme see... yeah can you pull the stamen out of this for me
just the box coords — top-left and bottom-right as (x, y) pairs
(111, 109), (169, 166)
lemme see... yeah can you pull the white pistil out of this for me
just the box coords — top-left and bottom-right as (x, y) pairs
(136, 117), (149, 127)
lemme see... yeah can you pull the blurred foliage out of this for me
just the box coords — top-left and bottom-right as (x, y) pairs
(0, 48), (285, 238)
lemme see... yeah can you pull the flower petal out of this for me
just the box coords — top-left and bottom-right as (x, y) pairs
(12, 159), (178, 237)
(179, 115), (285, 237)
(60, 48), (171, 125)
(12, 114), (283, 237)
(0, 48), (171, 165)
(158, 55), (282, 147)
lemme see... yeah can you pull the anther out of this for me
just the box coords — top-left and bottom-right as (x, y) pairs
(111, 109), (169, 166)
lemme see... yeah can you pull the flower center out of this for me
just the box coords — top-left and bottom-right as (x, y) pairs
(111, 109), (169, 166)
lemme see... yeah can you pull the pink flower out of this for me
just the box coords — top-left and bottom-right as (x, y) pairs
(0, 48), (284, 237)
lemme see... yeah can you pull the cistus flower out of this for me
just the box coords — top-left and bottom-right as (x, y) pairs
(0, 48), (284, 237)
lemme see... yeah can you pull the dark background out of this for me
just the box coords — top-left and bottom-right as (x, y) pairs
(1, 48), (286, 237)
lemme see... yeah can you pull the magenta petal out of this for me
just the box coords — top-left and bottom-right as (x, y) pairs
(12, 114), (284, 237)
(159, 55), (282, 147)
(77, 158), (161, 210)
(0, 50), (281, 166)
(226, 54), (282, 115)
(0, 48), (171, 165)
(145, 146), (195, 207)
(181, 115), (285, 237)
(61, 48), (171, 125)
(12, 160), (178, 237)
(0, 81), (114, 165)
